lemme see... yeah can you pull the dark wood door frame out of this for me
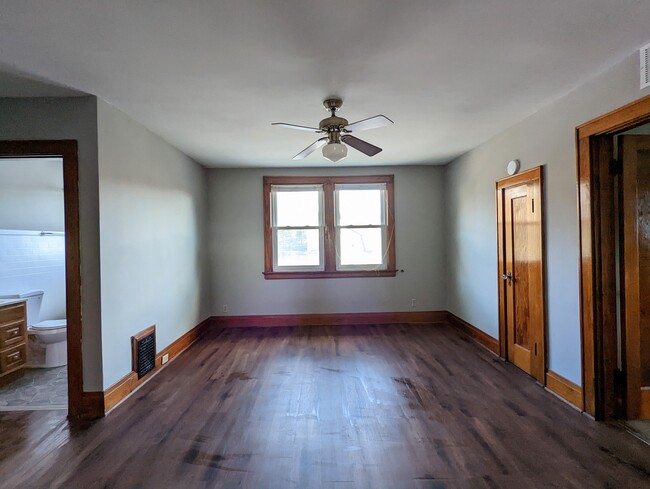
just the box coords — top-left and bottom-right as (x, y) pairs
(576, 94), (650, 419)
(0, 141), (84, 418)
(496, 166), (546, 383)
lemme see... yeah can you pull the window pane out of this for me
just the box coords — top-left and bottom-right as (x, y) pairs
(337, 188), (383, 226)
(275, 190), (320, 227)
(277, 229), (321, 267)
(339, 228), (383, 266)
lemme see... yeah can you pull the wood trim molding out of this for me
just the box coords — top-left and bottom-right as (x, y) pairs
(546, 370), (584, 410)
(263, 270), (398, 279)
(77, 392), (105, 419)
(104, 318), (212, 413)
(495, 166), (543, 189)
(212, 311), (447, 329)
(262, 175), (396, 280)
(575, 94), (650, 419)
(577, 94), (650, 138)
(0, 141), (85, 419)
(446, 312), (500, 355)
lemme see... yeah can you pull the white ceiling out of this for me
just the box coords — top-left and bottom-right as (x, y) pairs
(0, 1), (649, 168)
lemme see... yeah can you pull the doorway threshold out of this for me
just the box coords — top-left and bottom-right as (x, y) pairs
(622, 420), (650, 446)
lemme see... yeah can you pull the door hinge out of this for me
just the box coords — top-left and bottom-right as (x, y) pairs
(609, 158), (623, 175)
(534, 343), (537, 356)
(531, 198), (535, 213)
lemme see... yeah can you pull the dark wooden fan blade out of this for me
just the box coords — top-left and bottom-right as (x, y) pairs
(341, 135), (382, 157)
(272, 122), (322, 132)
(344, 115), (393, 132)
(292, 137), (328, 160)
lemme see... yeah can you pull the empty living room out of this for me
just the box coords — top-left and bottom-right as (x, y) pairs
(1, 1), (650, 488)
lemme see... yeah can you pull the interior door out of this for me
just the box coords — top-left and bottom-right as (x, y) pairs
(497, 167), (545, 383)
(620, 135), (650, 420)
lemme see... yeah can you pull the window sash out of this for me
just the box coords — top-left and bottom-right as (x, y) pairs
(334, 183), (388, 270)
(334, 183), (387, 227)
(271, 184), (324, 271)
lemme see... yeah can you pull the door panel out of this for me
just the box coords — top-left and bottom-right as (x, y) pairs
(506, 188), (533, 375)
(512, 194), (531, 351)
(497, 167), (545, 383)
(621, 136), (650, 419)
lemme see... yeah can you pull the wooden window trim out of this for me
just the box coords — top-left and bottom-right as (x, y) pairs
(263, 175), (396, 279)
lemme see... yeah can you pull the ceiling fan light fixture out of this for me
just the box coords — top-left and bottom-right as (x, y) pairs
(322, 142), (347, 162)
(273, 98), (393, 161)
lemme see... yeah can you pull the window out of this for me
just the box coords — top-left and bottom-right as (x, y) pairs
(263, 175), (395, 279)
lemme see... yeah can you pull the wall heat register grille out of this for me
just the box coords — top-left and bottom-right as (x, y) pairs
(642, 42), (650, 90)
(132, 325), (156, 379)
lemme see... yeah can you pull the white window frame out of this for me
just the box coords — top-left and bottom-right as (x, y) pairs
(270, 184), (325, 272)
(334, 183), (388, 271)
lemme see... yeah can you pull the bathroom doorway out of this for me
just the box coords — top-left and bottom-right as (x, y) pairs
(0, 140), (85, 419)
(0, 157), (68, 410)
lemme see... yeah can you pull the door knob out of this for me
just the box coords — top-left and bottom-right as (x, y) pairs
(501, 272), (513, 285)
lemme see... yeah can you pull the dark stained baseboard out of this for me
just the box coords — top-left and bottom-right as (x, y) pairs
(103, 318), (212, 413)
(546, 370), (584, 410)
(211, 311), (448, 328)
(446, 311), (500, 355)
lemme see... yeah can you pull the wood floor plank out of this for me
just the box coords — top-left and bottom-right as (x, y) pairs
(0, 323), (649, 488)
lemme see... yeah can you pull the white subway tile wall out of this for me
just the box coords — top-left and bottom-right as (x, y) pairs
(0, 232), (66, 322)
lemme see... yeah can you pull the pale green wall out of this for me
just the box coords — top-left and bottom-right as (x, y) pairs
(208, 166), (447, 316)
(97, 100), (211, 389)
(445, 53), (650, 385)
(0, 96), (103, 390)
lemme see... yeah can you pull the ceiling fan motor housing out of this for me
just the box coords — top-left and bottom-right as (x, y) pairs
(319, 115), (349, 133)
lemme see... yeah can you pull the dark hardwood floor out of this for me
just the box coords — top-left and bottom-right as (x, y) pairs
(1, 323), (649, 488)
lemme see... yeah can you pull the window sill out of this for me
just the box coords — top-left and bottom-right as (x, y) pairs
(263, 270), (398, 280)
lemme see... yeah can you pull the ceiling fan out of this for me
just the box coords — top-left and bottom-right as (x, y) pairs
(272, 98), (393, 162)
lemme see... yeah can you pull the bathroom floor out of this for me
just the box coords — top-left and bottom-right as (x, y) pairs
(0, 366), (67, 410)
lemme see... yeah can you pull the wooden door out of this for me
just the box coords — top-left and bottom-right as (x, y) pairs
(620, 136), (650, 420)
(497, 167), (545, 383)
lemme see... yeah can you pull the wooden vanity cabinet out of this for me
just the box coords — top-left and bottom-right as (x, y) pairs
(0, 301), (28, 385)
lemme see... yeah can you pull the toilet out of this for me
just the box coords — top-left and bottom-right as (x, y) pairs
(0, 291), (67, 368)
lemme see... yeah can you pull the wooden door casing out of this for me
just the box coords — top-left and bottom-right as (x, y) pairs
(497, 167), (546, 383)
(576, 94), (650, 419)
(620, 135), (650, 419)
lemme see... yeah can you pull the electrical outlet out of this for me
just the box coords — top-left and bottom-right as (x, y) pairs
(411, 298), (416, 308)
(161, 353), (169, 365)
(222, 304), (228, 313)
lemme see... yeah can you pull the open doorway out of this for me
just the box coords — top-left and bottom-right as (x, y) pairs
(576, 96), (650, 435)
(615, 127), (650, 441)
(0, 141), (85, 419)
(0, 157), (68, 410)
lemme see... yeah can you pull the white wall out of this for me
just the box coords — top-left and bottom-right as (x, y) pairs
(0, 232), (66, 321)
(445, 53), (650, 385)
(208, 166), (446, 316)
(0, 158), (66, 322)
(0, 97), (103, 391)
(0, 158), (64, 232)
(97, 100), (210, 389)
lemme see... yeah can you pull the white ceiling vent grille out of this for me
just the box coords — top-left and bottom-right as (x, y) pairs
(642, 43), (650, 90)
